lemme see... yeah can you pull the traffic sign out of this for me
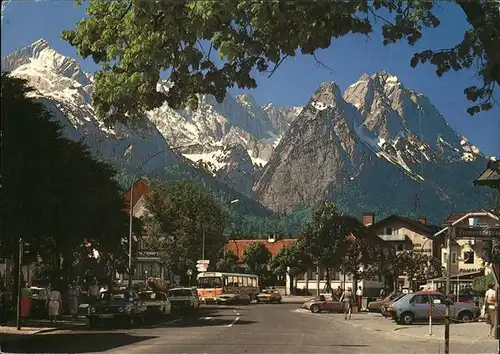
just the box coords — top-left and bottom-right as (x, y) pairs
(186, 269), (193, 276)
(457, 226), (500, 240)
(196, 264), (208, 272)
(197, 260), (210, 264)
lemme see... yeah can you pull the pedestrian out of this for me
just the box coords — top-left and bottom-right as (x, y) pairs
(340, 286), (353, 320)
(67, 281), (80, 320)
(46, 285), (62, 326)
(379, 288), (386, 298)
(87, 281), (100, 305)
(20, 282), (33, 319)
(0, 283), (4, 325)
(485, 283), (497, 338)
(356, 286), (363, 310)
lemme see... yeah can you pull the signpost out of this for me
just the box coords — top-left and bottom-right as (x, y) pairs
(196, 260), (209, 273)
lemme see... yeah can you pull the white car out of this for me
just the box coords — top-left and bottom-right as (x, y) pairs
(139, 291), (171, 317)
(168, 287), (200, 311)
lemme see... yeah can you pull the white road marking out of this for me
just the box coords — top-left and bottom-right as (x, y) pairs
(227, 316), (240, 327)
(203, 316), (213, 320)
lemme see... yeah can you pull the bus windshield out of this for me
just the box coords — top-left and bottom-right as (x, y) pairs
(198, 277), (223, 289)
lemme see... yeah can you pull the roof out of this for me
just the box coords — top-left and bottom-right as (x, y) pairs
(370, 215), (440, 237)
(474, 160), (500, 187)
(122, 180), (150, 211)
(226, 239), (296, 262)
(435, 210), (500, 237)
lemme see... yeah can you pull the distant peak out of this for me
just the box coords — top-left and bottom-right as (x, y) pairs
(312, 81), (343, 102)
(236, 94), (256, 105)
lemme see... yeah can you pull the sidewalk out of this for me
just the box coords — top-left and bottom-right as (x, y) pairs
(393, 322), (497, 343)
(0, 316), (87, 344)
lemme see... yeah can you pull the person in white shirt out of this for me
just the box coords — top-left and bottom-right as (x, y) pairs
(485, 283), (497, 338)
(356, 286), (363, 310)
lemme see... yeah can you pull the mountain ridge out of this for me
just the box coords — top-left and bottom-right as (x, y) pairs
(2, 39), (494, 225)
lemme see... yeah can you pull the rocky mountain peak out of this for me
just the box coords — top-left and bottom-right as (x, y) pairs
(2, 39), (89, 86)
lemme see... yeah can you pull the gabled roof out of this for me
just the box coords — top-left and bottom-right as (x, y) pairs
(370, 215), (440, 238)
(122, 180), (150, 211)
(434, 210), (499, 237)
(474, 160), (500, 187)
(442, 209), (491, 225)
(226, 239), (296, 262)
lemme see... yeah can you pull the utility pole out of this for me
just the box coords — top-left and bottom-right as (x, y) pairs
(201, 223), (205, 261)
(444, 226), (453, 354)
(16, 238), (23, 331)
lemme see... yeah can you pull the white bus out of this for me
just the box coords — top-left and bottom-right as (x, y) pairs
(196, 272), (259, 303)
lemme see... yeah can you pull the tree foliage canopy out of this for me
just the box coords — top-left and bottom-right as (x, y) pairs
(1, 73), (131, 287)
(63, 0), (499, 124)
(142, 181), (228, 276)
(243, 242), (272, 278)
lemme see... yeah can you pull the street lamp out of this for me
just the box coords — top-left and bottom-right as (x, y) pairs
(127, 144), (197, 289)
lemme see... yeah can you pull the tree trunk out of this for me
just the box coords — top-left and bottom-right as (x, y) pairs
(325, 268), (331, 293)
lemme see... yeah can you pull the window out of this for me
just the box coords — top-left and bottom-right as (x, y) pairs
(251, 278), (257, 287)
(463, 251), (475, 264)
(451, 252), (457, 264)
(396, 244), (404, 251)
(411, 294), (429, 304)
(198, 277), (223, 289)
(242, 277), (248, 287)
(238, 277), (244, 287)
(385, 228), (393, 235)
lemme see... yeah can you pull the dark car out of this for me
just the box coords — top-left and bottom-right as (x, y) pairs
(88, 289), (147, 328)
(217, 293), (251, 305)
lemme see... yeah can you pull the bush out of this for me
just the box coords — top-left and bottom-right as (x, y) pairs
(472, 274), (496, 294)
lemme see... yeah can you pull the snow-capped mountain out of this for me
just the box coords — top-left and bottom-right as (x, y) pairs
(3, 39), (492, 223)
(254, 76), (489, 222)
(1, 39), (180, 171)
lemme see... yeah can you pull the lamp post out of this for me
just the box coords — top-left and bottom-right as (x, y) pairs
(127, 144), (197, 289)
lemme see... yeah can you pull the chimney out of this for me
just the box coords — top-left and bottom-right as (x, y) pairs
(362, 213), (375, 227)
(267, 233), (277, 243)
(418, 217), (427, 224)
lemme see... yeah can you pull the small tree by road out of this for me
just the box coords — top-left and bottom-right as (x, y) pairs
(243, 242), (272, 287)
(269, 241), (310, 295)
(216, 249), (239, 273)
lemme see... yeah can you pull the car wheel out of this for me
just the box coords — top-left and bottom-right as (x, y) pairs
(277, 299), (282, 304)
(398, 312), (414, 325)
(457, 311), (473, 323)
(310, 304), (321, 313)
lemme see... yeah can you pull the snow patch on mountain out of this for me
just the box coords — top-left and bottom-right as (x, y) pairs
(2, 39), (180, 171)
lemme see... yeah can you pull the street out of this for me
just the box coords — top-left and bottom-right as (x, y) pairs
(1, 304), (498, 354)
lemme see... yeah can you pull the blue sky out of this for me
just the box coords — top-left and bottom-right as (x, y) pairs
(2, 0), (499, 156)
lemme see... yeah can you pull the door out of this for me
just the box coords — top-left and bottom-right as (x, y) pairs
(410, 294), (431, 320)
(430, 294), (447, 320)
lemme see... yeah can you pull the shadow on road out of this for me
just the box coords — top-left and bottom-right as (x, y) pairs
(0, 333), (156, 353)
(154, 318), (257, 328)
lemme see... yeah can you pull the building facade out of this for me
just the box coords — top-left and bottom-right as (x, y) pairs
(365, 213), (442, 289)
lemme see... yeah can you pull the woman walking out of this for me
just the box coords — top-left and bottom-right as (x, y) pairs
(67, 282), (80, 320)
(20, 283), (33, 320)
(46, 285), (62, 326)
(340, 286), (354, 320)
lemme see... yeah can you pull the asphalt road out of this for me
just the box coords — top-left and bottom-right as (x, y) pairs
(1, 304), (497, 353)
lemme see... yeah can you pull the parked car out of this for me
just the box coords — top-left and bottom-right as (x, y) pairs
(217, 293), (251, 305)
(256, 289), (282, 304)
(381, 293), (407, 317)
(168, 287), (200, 311)
(367, 292), (400, 312)
(389, 290), (480, 325)
(139, 290), (171, 318)
(88, 289), (147, 328)
(301, 295), (343, 313)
